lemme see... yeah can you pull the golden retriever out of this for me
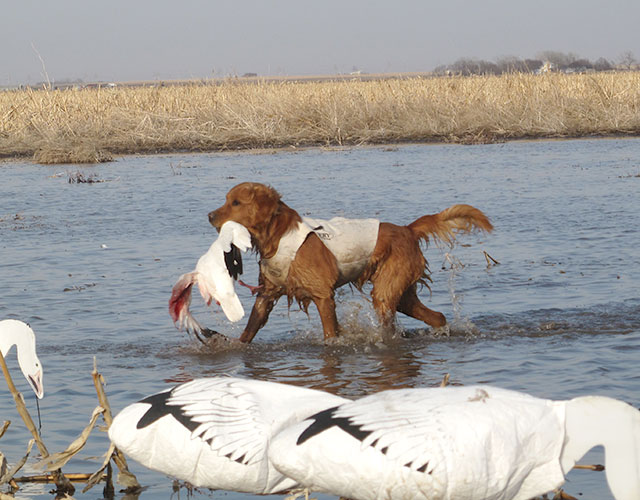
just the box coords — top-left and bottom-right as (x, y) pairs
(209, 182), (492, 342)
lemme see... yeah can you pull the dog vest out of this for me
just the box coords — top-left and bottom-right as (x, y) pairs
(260, 216), (380, 287)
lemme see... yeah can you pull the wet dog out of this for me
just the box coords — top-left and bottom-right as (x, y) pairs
(209, 182), (493, 342)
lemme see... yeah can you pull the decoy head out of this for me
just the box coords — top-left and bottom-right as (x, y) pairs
(1, 319), (45, 399)
(563, 395), (640, 500)
(17, 322), (44, 399)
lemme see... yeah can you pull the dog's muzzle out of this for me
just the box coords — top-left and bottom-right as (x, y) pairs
(208, 210), (219, 230)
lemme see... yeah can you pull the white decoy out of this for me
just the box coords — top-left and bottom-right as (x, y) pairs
(169, 221), (253, 338)
(108, 377), (348, 494)
(0, 319), (44, 399)
(270, 385), (640, 500)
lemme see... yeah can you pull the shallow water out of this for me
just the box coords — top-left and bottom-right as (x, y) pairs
(1, 138), (639, 499)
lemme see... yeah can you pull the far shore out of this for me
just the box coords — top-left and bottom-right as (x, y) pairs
(2, 71), (639, 164)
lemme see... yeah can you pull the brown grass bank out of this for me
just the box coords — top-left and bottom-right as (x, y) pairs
(1, 72), (640, 164)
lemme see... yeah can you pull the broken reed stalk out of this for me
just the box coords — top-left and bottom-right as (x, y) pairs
(0, 421), (10, 439)
(0, 353), (47, 455)
(0, 352), (75, 495)
(573, 464), (605, 471)
(483, 250), (500, 267)
(12, 472), (107, 483)
(91, 357), (140, 490)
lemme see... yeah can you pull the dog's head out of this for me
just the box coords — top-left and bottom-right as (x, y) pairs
(208, 182), (282, 233)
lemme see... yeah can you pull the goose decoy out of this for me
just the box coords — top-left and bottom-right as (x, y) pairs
(0, 319), (44, 399)
(169, 221), (253, 337)
(108, 377), (348, 494)
(270, 385), (640, 500)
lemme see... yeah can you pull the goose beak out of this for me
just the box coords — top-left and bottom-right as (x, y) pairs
(28, 370), (44, 399)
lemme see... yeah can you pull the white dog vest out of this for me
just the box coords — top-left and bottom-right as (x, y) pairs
(261, 216), (380, 287)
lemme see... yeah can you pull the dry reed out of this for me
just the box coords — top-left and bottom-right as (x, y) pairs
(1, 72), (640, 164)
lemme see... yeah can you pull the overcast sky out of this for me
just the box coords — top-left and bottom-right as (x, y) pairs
(2, 0), (639, 85)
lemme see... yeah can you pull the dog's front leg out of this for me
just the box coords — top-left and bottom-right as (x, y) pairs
(238, 294), (276, 343)
(314, 296), (339, 340)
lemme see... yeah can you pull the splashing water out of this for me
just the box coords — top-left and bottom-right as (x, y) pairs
(443, 252), (478, 337)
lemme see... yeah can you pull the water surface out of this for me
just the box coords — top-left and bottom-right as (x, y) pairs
(1, 138), (639, 499)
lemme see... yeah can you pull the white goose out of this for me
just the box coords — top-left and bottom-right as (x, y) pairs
(169, 221), (253, 338)
(0, 319), (44, 399)
(270, 385), (640, 500)
(108, 377), (348, 494)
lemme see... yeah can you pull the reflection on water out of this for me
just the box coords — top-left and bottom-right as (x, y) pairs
(1, 138), (640, 499)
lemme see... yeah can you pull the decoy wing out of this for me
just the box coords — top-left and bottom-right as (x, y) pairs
(109, 377), (347, 495)
(270, 386), (570, 500)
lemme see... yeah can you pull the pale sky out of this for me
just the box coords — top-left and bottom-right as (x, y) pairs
(2, 0), (639, 85)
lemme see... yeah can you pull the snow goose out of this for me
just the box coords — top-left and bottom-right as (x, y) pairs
(169, 221), (253, 340)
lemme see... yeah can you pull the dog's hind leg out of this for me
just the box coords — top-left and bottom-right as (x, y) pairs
(370, 277), (405, 330)
(397, 284), (446, 328)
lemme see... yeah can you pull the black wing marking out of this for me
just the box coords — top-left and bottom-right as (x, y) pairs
(224, 244), (243, 280)
(135, 386), (254, 465)
(296, 406), (432, 473)
(136, 390), (197, 432)
(296, 406), (373, 445)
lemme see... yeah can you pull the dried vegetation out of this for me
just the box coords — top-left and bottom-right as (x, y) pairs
(1, 72), (640, 164)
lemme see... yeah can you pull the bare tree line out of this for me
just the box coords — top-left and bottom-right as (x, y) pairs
(433, 51), (638, 76)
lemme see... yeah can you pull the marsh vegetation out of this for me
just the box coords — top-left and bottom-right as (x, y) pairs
(1, 71), (640, 164)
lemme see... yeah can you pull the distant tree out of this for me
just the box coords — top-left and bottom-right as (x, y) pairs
(450, 58), (478, 76)
(567, 59), (593, 71)
(524, 59), (544, 72)
(496, 56), (529, 73)
(593, 57), (613, 72)
(618, 51), (637, 70)
(432, 64), (449, 76)
(478, 60), (500, 75)
(449, 58), (499, 76)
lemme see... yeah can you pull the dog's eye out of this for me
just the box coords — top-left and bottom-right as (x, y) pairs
(232, 200), (240, 206)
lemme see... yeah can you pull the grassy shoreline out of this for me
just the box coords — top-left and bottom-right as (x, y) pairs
(2, 72), (640, 164)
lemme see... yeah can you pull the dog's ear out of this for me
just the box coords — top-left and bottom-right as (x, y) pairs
(252, 184), (282, 216)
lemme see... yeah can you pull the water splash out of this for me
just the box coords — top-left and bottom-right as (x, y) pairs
(334, 300), (399, 346)
(443, 252), (478, 337)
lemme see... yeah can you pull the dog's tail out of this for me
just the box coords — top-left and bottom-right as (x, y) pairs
(408, 204), (493, 246)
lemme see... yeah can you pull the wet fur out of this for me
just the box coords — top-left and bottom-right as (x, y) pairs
(209, 182), (493, 342)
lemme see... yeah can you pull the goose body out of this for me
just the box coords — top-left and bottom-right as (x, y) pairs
(108, 377), (348, 494)
(169, 221), (252, 334)
(270, 385), (640, 500)
(0, 319), (44, 399)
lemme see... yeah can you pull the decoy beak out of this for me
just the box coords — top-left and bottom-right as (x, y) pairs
(28, 370), (44, 399)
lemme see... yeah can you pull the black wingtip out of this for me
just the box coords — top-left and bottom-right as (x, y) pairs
(224, 244), (243, 280)
(296, 406), (373, 445)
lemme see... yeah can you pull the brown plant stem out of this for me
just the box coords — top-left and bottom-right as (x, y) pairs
(0, 352), (75, 495)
